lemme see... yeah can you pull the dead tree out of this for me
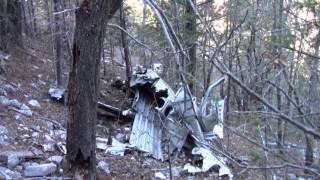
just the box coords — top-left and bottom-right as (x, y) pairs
(66, 0), (122, 179)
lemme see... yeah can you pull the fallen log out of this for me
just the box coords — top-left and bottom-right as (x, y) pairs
(97, 101), (134, 121)
(47, 88), (134, 121)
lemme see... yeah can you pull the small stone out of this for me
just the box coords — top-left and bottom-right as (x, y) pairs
(31, 132), (39, 138)
(41, 120), (55, 130)
(0, 166), (21, 179)
(42, 144), (55, 152)
(155, 172), (166, 179)
(30, 147), (43, 156)
(3, 84), (16, 94)
(0, 88), (7, 96)
(7, 155), (20, 168)
(28, 99), (41, 108)
(47, 156), (63, 165)
(0, 151), (35, 168)
(24, 163), (57, 177)
(287, 173), (297, 180)
(17, 104), (32, 116)
(8, 99), (21, 108)
(22, 162), (39, 168)
(44, 134), (54, 142)
(0, 125), (9, 146)
(0, 96), (9, 105)
(15, 165), (23, 172)
(22, 134), (30, 139)
(97, 161), (110, 175)
(52, 130), (66, 140)
(15, 114), (20, 120)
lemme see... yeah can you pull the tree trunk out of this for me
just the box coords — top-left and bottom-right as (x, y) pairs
(66, 0), (122, 179)
(119, 3), (131, 86)
(30, 0), (37, 36)
(1, 0), (23, 50)
(53, 0), (63, 87)
(271, 0), (284, 148)
(0, 0), (8, 51)
(186, 0), (197, 92)
(305, 26), (320, 173)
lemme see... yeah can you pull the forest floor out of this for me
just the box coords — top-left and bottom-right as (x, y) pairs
(0, 45), (233, 179)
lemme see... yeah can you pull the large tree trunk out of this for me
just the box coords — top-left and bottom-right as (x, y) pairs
(0, 0), (23, 51)
(66, 0), (122, 179)
(0, 0), (8, 51)
(186, 0), (197, 93)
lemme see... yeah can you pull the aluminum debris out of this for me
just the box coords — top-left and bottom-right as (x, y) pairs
(192, 147), (233, 178)
(123, 68), (232, 177)
(105, 138), (132, 156)
(48, 87), (65, 101)
(0, 50), (10, 61)
(129, 91), (164, 159)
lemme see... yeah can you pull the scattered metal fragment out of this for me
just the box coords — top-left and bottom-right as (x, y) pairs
(48, 87), (65, 101)
(0, 51), (10, 61)
(55, 142), (66, 155)
(174, 87), (205, 145)
(105, 138), (131, 156)
(190, 147), (233, 178)
(97, 161), (110, 175)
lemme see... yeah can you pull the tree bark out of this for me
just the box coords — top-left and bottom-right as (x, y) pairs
(119, 3), (131, 86)
(53, 0), (63, 87)
(0, 0), (23, 50)
(66, 0), (122, 179)
(0, 0), (8, 51)
(186, 0), (197, 92)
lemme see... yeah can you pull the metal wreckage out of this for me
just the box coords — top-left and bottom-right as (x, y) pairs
(128, 66), (233, 178)
(48, 66), (233, 178)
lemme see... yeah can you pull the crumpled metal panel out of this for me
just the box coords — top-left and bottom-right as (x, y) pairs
(130, 67), (160, 87)
(174, 87), (205, 144)
(163, 116), (189, 154)
(129, 68), (189, 160)
(201, 100), (224, 132)
(129, 68), (224, 159)
(130, 91), (164, 160)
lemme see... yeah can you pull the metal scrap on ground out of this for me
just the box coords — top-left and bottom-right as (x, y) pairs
(128, 66), (232, 178)
(46, 66), (233, 178)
